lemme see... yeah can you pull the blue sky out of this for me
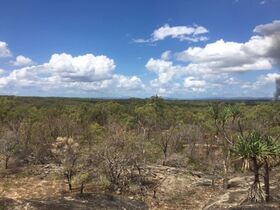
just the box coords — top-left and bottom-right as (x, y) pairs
(0, 0), (280, 98)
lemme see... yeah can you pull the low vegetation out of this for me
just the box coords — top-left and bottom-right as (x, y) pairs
(0, 96), (280, 209)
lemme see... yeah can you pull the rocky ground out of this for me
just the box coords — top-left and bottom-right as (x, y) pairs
(204, 172), (280, 210)
(0, 164), (280, 210)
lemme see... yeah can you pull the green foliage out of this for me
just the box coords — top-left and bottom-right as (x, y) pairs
(233, 132), (280, 159)
(233, 132), (267, 159)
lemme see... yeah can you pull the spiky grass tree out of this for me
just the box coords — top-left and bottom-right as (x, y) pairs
(233, 132), (280, 202)
(233, 132), (266, 202)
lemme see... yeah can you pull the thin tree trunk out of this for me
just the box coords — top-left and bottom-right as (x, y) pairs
(163, 148), (167, 165)
(80, 182), (84, 195)
(264, 159), (270, 202)
(237, 119), (243, 137)
(252, 156), (260, 183)
(68, 181), (72, 191)
(66, 174), (72, 191)
(223, 158), (229, 189)
(5, 156), (9, 169)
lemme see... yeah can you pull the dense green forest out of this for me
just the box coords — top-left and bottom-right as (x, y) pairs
(0, 96), (280, 209)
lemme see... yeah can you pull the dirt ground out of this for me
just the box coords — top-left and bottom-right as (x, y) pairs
(1, 164), (280, 210)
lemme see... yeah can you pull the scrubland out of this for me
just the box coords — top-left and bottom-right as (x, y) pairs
(0, 96), (280, 209)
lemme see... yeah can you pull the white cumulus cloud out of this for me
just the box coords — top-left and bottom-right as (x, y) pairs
(176, 38), (273, 73)
(145, 58), (182, 85)
(175, 20), (280, 75)
(48, 53), (115, 82)
(12, 55), (33, 66)
(0, 53), (144, 93)
(0, 41), (12, 57)
(253, 20), (280, 35)
(144, 20), (280, 97)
